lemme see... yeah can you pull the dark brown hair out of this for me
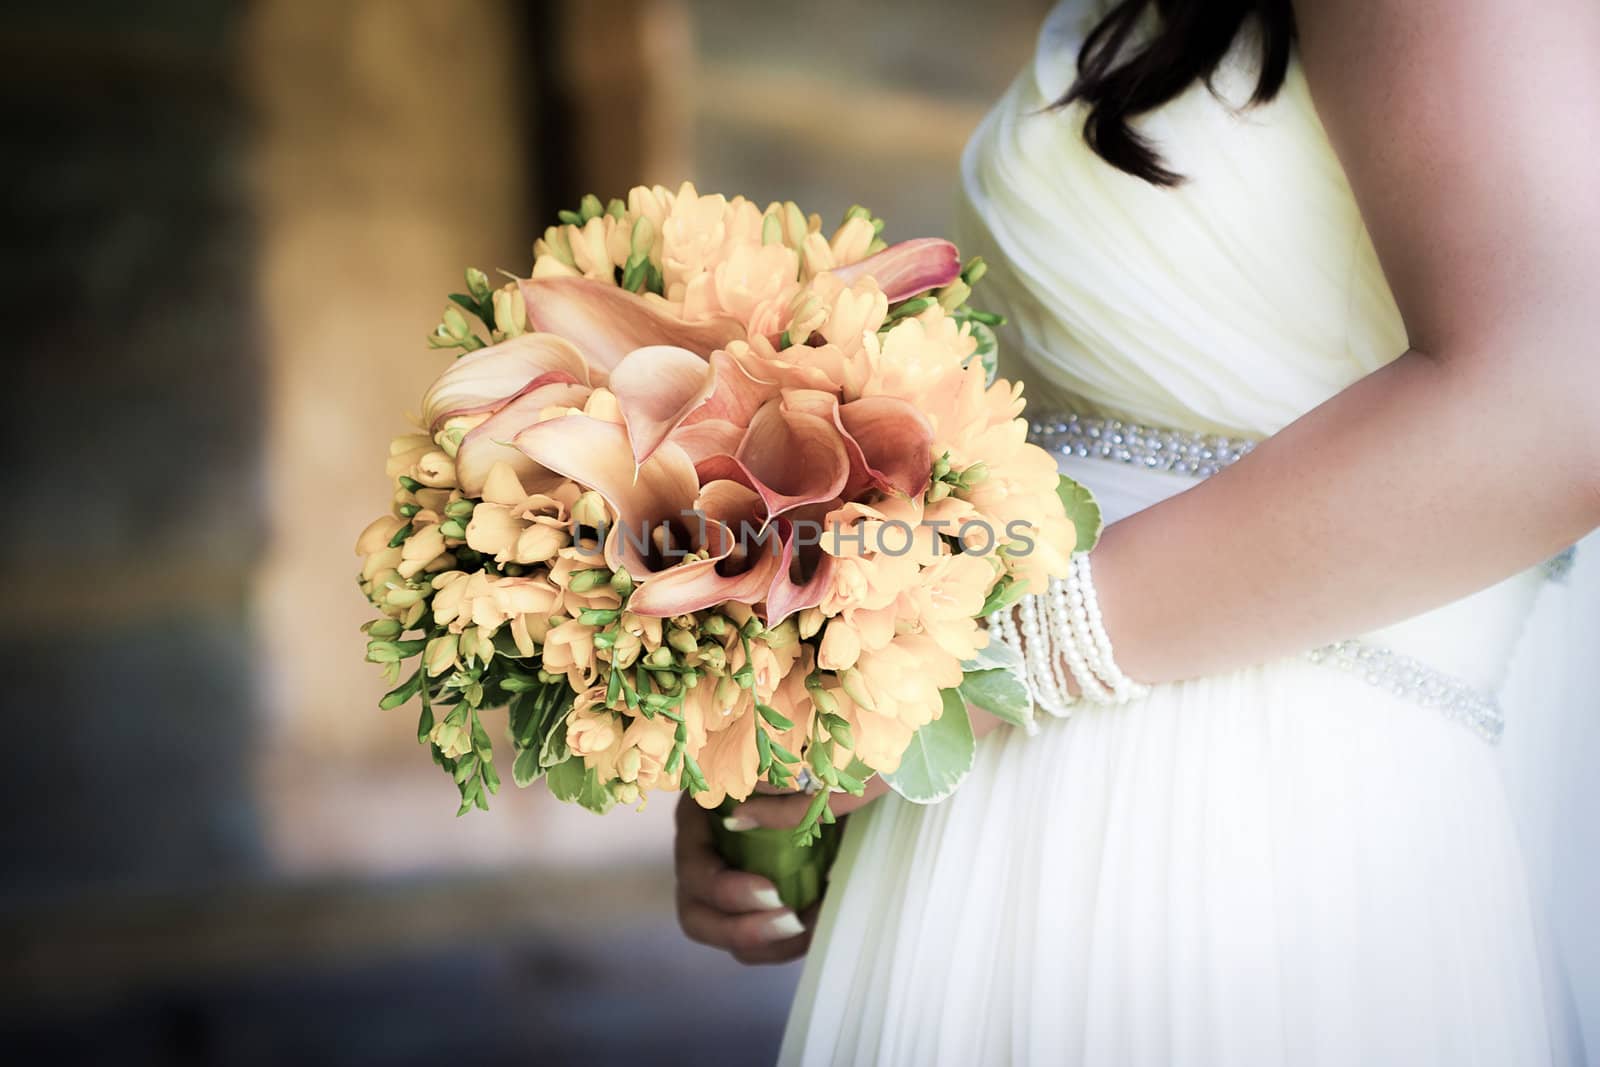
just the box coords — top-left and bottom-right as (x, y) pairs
(1059, 0), (1297, 185)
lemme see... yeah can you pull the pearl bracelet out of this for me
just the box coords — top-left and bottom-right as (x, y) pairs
(987, 553), (1150, 716)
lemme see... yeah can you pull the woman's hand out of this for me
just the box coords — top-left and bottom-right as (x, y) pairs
(671, 780), (887, 965)
(673, 705), (1004, 963)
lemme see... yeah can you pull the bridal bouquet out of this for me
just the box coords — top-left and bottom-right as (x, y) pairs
(355, 184), (1096, 906)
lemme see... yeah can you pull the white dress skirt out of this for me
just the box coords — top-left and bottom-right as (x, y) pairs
(778, 2), (1597, 1064)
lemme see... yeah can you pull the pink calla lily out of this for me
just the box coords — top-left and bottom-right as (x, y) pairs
(611, 347), (781, 466)
(665, 418), (746, 464)
(625, 480), (783, 617)
(827, 237), (961, 304)
(838, 395), (935, 498)
(514, 414), (700, 576)
(779, 390), (935, 499)
(519, 275), (744, 373)
(764, 513), (839, 625)
(610, 345), (720, 466)
(695, 396), (849, 520)
(454, 380), (593, 496)
(421, 332), (592, 431)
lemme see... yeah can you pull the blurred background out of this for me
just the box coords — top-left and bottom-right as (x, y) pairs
(0, 1), (1051, 1063)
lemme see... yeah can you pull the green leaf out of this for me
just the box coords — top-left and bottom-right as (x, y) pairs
(1057, 474), (1104, 553)
(576, 766), (614, 814)
(512, 745), (544, 788)
(546, 756), (586, 802)
(980, 575), (1028, 617)
(959, 668), (1033, 729)
(756, 703), (794, 731)
(507, 692), (535, 744)
(881, 689), (976, 804)
(959, 640), (1033, 728)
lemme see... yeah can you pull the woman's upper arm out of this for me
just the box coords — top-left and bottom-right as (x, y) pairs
(1292, 0), (1600, 372)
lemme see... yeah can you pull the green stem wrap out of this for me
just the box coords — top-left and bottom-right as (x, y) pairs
(709, 801), (843, 912)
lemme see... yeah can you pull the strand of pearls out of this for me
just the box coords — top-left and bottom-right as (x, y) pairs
(987, 553), (1150, 715)
(1066, 553), (1150, 704)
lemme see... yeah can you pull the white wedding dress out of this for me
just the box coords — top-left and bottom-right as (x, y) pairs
(779, 2), (1599, 1064)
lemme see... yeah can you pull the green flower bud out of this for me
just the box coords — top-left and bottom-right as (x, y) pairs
(702, 614), (729, 636)
(811, 685), (840, 717)
(629, 216), (655, 260)
(385, 587), (425, 608)
(440, 306), (472, 341)
(764, 618), (798, 650)
(646, 646), (675, 669)
(962, 257), (988, 285)
(937, 278), (971, 312)
(957, 461), (990, 488)
(579, 193), (604, 222)
(668, 630), (699, 655)
(609, 568), (633, 599)
(438, 519), (467, 540)
(365, 618), (402, 639)
(444, 499), (475, 520)
(567, 568), (611, 594)
(465, 267), (491, 301)
(927, 481), (953, 503)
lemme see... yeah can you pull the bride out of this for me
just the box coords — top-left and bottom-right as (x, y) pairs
(673, 0), (1600, 1062)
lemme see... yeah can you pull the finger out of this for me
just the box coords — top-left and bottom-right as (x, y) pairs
(731, 900), (820, 964)
(674, 795), (791, 911)
(677, 899), (807, 954)
(731, 928), (812, 965)
(721, 791), (815, 830)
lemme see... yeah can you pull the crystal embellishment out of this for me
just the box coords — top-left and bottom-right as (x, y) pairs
(1305, 640), (1504, 742)
(1029, 412), (1258, 477)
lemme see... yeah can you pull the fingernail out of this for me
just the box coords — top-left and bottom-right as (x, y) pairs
(749, 886), (783, 910)
(722, 814), (758, 832)
(762, 911), (805, 939)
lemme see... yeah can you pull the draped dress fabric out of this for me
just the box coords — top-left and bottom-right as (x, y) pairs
(778, 2), (1598, 1064)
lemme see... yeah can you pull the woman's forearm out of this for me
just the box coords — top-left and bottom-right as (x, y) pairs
(1090, 344), (1600, 686)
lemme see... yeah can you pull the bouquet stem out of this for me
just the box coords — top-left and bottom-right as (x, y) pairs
(710, 800), (843, 913)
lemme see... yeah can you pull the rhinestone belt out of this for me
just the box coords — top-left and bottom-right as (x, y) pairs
(1028, 410), (1578, 743)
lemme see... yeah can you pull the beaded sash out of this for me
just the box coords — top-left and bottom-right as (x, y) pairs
(1029, 411), (1578, 743)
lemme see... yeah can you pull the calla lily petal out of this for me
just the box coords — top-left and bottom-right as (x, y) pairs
(519, 276), (744, 373)
(626, 480), (782, 617)
(455, 380), (592, 496)
(826, 237), (961, 303)
(611, 345), (718, 465)
(421, 333), (591, 430)
(667, 418), (746, 464)
(713, 397), (849, 519)
(838, 395), (934, 498)
(514, 414), (699, 575)
(765, 516), (838, 625)
(775, 389), (934, 500)
(695, 349), (779, 425)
